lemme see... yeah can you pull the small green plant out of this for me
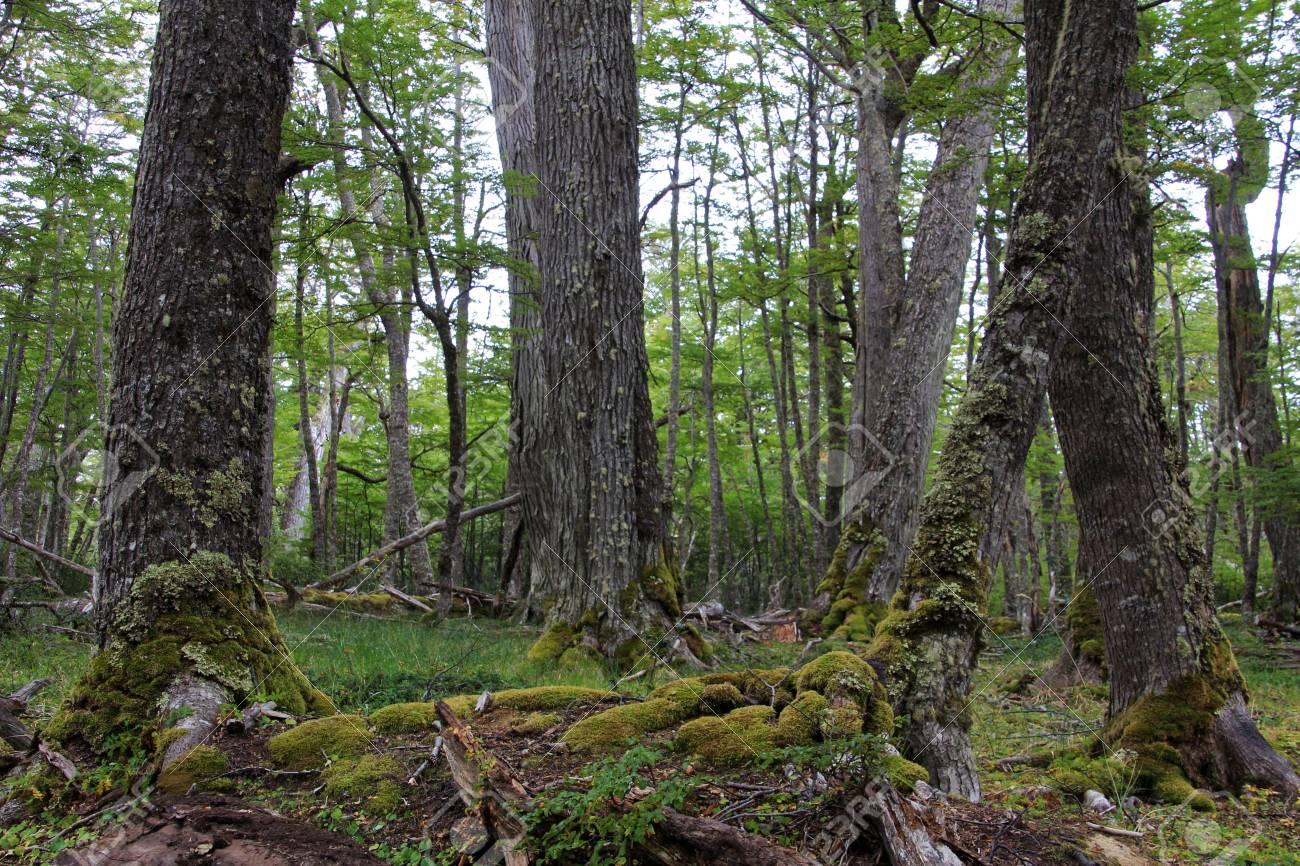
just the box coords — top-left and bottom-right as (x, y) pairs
(527, 747), (695, 865)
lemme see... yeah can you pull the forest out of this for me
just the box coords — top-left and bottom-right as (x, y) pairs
(0, 0), (1298, 863)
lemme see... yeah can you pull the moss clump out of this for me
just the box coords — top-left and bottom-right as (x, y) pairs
(492, 686), (615, 712)
(156, 745), (229, 794)
(322, 755), (402, 814)
(301, 589), (396, 612)
(563, 697), (697, 753)
(1065, 584), (1107, 675)
(698, 683), (746, 712)
(46, 552), (330, 760)
(510, 712), (562, 735)
(268, 715), (370, 770)
(881, 752), (929, 793)
(369, 702), (441, 735)
(675, 705), (782, 767)
(793, 652), (893, 735)
(777, 690), (829, 744)
(817, 519), (888, 640)
(558, 644), (603, 671)
(988, 616), (1019, 636)
(637, 560), (684, 618)
(527, 623), (576, 663)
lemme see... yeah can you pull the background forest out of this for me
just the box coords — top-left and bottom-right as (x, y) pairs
(1, 0), (1300, 864)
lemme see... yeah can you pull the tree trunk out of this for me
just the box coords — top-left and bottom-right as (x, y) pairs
(485, 0), (539, 610)
(1207, 154), (1300, 623)
(291, 206), (326, 565)
(1050, 70), (1300, 808)
(519, 0), (694, 664)
(816, 0), (1016, 635)
(56, 0), (326, 768)
(875, 0), (1140, 800)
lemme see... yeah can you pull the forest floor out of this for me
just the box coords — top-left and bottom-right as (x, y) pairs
(1, 609), (1297, 865)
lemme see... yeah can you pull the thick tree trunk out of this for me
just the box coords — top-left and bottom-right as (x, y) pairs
(518, 0), (693, 664)
(1052, 142), (1300, 799)
(874, 0), (1139, 801)
(56, 0), (326, 768)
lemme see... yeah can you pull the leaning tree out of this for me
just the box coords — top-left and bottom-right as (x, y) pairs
(49, 0), (330, 775)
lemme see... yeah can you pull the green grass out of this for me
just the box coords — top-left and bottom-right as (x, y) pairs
(0, 627), (93, 725)
(275, 609), (611, 712)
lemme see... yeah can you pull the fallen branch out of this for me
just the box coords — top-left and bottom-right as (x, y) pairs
(0, 526), (95, 577)
(382, 584), (434, 613)
(310, 493), (521, 589)
(1085, 822), (1144, 839)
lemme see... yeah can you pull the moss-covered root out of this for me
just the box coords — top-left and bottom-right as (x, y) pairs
(46, 553), (333, 762)
(1105, 642), (1300, 802)
(322, 755), (403, 814)
(268, 715), (371, 770)
(156, 744), (230, 794)
(526, 553), (712, 668)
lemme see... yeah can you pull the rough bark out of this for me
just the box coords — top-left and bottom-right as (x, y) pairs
(872, 0), (1141, 801)
(1051, 118), (1300, 799)
(485, 0), (538, 609)
(518, 0), (694, 664)
(1207, 150), (1300, 623)
(54, 0), (326, 767)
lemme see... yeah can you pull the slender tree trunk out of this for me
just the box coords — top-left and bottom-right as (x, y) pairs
(293, 213), (326, 565)
(1208, 159), (1300, 623)
(57, 0), (326, 767)
(698, 143), (724, 597)
(485, 0), (538, 608)
(816, 0), (1016, 634)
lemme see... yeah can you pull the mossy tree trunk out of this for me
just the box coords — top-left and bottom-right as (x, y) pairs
(814, 0), (1015, 635)
(1050, 120), (1300, 799)
(871, 0), (1142, 801)
(514, 0), (697, 666)
(56, 0), (328, 772)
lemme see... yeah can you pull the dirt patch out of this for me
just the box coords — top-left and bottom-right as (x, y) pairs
(53, 793), (385, 865)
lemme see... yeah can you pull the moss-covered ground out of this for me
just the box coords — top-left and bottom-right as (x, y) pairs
(2, 609), (1297, 864)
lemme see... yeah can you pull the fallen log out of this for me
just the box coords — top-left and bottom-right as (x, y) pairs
(311, 493), (521, 589)
(382, 584), (434, 613)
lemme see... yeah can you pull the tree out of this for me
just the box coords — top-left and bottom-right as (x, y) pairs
(517, 0), (699, 664)
(49, 0), (329, 770)
(1050, 96), (1300, 807)
(871, 0), (1142, 799)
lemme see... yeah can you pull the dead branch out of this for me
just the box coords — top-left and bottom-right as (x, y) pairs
(0, 526), (94, 577)
(310, 493), (521, 589)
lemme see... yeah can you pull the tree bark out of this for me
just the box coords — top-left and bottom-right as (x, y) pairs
(876, 0), (1140, 800)
(816, 0), (1017, 634)
(60, 0), (325, 766)
(1050, 59), (1300, 807)
(1207, 151), (1300, 623)
(518, 0), (692, 663)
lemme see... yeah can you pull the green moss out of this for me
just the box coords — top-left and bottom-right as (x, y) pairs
(988, 616), (1019, 636)
(268, 715), (370, 770)
(818, 519), (888, 639)
(881, 753), (929, 793)
(301, 589), (396, 611)
(492, 686), (614, 712)
(369, 702), (441, 735)
(698, 683), (746, 712)
(1066, 584), (1107, 674)
(510, 712), (562, 735)
(47, 552), (326, 760)
(675, 705), (780, 767)
(527, 623), (576, 663)
(638, 560), (683, 618)
(558, 644), (603, 670)
(322, 755), (402, 814)
(776, 690), (828, 744)
(156, 745), (229, 794)
(793, 652), (893, 734)
(562, 697), (696, 752)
